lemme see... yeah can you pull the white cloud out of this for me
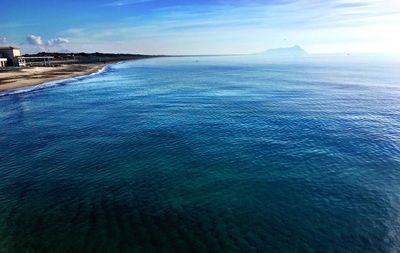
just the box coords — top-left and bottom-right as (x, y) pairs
(24, 35), (70, 53)
(27, 35), (44, 46)
(47, 38), (69, 46)
(0, 37), (6, 45)
(26, 35), (69, 47)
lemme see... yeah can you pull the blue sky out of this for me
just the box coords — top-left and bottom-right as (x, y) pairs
(1, 0), (399, 54)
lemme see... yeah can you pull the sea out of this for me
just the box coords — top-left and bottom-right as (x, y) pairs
(0, 56), (400, 252)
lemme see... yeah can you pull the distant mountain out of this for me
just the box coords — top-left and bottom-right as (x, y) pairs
(258, 46), (308, 57)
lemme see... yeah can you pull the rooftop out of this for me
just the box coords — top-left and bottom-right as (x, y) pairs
(0, 46), (21, 50)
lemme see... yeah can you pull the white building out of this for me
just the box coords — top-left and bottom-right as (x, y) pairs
(0, 46), (26, 67)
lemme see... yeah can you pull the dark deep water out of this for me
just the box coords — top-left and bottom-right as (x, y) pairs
(1, 56), (400, 252)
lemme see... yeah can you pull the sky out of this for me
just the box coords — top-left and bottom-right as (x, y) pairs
(0, 0), (399, 55)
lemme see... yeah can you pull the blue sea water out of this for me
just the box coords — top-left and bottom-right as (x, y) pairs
(0, 56), (400, 252)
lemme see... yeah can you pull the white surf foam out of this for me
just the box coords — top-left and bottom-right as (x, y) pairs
(0, 65), (111, 97)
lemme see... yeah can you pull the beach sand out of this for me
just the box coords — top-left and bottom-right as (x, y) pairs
(0, 64), (105, 92)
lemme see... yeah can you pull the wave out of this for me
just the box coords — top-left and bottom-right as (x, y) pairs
(0, 65), (112, 97)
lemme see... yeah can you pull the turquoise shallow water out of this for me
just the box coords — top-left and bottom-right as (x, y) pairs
(0, 56), (400, 252)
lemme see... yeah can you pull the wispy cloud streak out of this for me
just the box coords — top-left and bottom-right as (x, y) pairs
(105, 0), (152, 7)
(12, 0), (400, 54)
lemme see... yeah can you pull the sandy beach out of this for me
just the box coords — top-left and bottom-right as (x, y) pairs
(0, 64), (106, 92)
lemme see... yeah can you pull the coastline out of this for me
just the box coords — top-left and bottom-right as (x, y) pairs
(0, 63), (107, 92)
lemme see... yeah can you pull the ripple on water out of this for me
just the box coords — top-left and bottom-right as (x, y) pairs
(0, 56), (400, 252)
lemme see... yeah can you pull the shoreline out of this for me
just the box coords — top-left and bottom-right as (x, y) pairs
(0, 63), (108, 92)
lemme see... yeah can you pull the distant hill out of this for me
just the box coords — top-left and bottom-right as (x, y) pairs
(258, 46), (308, 57)
(23, 52), (161, 64)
